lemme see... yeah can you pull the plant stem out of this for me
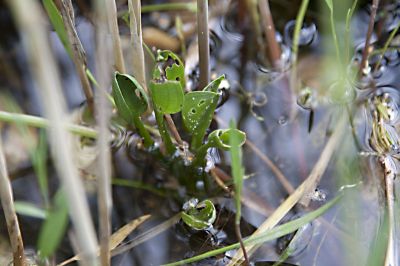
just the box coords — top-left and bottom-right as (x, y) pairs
(197, 0), (210, 89)
(0, 111), (98, 138)
(133, 116), (154, 147)
(358, 0), (380, 77)
(289, 0), (309, 94)
(106, 0), (126, 73)
(142, 3), (197, 13)
(95, 0), (113, 264)
(60, 0), (95, 114)
(154, 110), (176, 154)
(384, 167), (397, 265)
(0, 138), (26, 266)
(128, 0), (148, 92)
(6, 1), (99, 262)
(258, 0), (281, 68)
(374, 21), (400, 72)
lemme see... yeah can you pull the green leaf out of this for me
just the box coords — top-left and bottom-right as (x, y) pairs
(203, 74), (225, 92)
(181, 199), (216, 230)
(38, 189), (69, 258)
(208, 128), (246, 150)
(150, 81), (184, 114)
(324, 0), (333, 11)
(42, 0), (72, 57)
(154, 50), (185, 89)
(14, 201), (47, 219)
(182, 91), (219, 149)
(112, 72), (149, 123)
(229, 120), (244, 225)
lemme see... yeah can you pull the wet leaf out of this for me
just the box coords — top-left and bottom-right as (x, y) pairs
(38, 189), (69, 258)
(208, 128), (246, 150)
(150, 81), (184, 114)
(112, 72), (149, 123)
(181, 199), (216, 230)
(182, 91), (219, 149)
(154, 50), (185, 89)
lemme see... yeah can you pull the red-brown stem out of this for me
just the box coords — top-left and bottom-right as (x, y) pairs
(358, 0), (380, 77)
(259, 0), (281, 68)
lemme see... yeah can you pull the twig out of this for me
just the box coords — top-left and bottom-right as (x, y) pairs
(197, 0), (210, 89)
(128, 0), (147, 92)
(60, 0), (95, 114)
(0, 111), (98, 139)
(358, 0), (380, 77)
(7, 0), (99, 264)
(106, 0), (126, 73)
(95, 0), (113, 265)
(258, 0), (281, 68)
(0, 138), (25, 266)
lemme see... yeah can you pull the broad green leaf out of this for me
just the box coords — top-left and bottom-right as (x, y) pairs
(208, 128), (246, 150)
(112, 72), (149, 123)
(182, 91), (219, 149)
(203, 74), (225, 92)
(150, 81), (184, 114)
(38, 189), (69, 258)
(181, 199), (216, 230)
(154, 50), (185, 89)
(14, 201), (47, 219)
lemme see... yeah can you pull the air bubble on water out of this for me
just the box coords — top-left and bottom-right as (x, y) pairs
(284, 20), (317, 47)
(278, 115), (287, 125)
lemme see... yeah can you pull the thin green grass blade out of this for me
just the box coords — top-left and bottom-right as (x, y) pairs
(14, 201), (47, 219)
(32, 129), (49, 207)
(229, 120), (244, 225)
(42, 0), (72, 57)
(37, 189), (69, 258)
(162, 194), (341, 266)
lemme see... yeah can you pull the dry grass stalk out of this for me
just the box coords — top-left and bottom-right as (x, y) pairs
(95, 0), (113, 265)
(128, 0), (147, 92)
(0, 138), (25, 266)
(7, 0), (99, 264)
(106, 0), (126, 73)
(60, 0), (95, 113)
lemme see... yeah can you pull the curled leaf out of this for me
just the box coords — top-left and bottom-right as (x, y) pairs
(112, 72), (149, 123)
(150, 80), (184, 114)
(208, 128), (246, 150)
(181, 199), (216, 230)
